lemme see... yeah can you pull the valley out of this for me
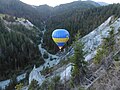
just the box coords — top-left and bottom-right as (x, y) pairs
(0, 0), (120, 90)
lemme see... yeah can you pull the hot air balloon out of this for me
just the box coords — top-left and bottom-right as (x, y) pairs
(52, 29), (69, 50)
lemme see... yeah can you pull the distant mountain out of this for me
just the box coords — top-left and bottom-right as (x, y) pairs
(36, 5), (53, 18)
(82, 0), (109, 6)
(0, 0), (37, 17)
(53, 1), (100, 13)
(97, 2), (109, 6)
(0, 0), (101, 29)
(37, 4), (53, 13)
(34, 0), (101, 18)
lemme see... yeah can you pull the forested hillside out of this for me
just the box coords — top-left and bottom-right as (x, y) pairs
(0, 0), (45, 29)
(0, 15), (44, 81)
(43, 4), (120, 54)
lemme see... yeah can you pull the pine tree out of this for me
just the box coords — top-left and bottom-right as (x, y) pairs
(70, 31), (88, 85)
(104, 26), (115, 52)
(93, 48), (105, 64)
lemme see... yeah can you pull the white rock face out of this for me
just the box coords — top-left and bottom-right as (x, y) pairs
(60, 65), (72, 83)
(0, 79), (10, 90)
(82, 16), (120, 61)
(4, 18), (34, 30)
(29, 66), (45, 85)
(18, 20), (34, 29)
(66, 16), (120, 61)
(17, 73), (26, 82)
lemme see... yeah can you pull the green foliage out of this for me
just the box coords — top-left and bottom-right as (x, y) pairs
(70, 32), (88, 84)
(9, 24), (42, 44)
(43, 4), (120, 54)
(69, 79), (75, 88)
(103, 26), (115, 50)
(94, 26), (115, 64)
(52, 75), (60, 84)
(50, 76), (61, 90)
(28, 79), (39, 90)
(39, 79), (48, 90)
(3, 15), (16, 22)
(15, 83), (23, 90)
(93, 48), (105, 64)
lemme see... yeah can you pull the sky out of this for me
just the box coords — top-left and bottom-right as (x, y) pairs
(20, 0), (120, 7)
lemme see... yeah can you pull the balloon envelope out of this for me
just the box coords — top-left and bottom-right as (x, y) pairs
(52, 29), (69, 50)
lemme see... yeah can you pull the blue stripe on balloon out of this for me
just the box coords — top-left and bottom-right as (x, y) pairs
(56, 42), (65, 46)
(52, 29), (69, 38)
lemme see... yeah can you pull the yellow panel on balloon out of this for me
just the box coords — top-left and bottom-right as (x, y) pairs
(52, 38), (69, 43)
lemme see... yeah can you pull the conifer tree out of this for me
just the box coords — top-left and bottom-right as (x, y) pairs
(70, 31), (88, 85)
